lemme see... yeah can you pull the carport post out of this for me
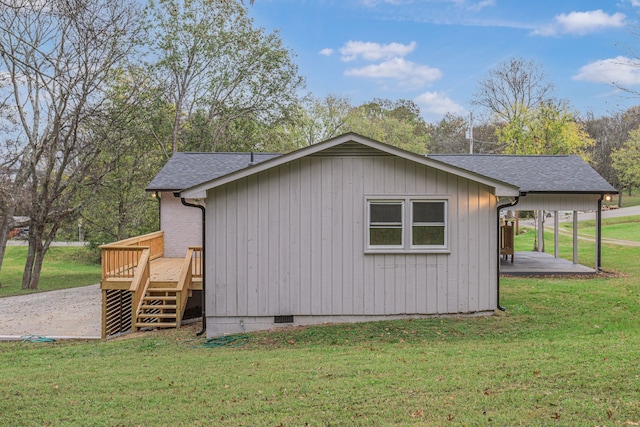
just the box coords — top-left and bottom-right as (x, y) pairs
(537, 210), (544, 252)
(596, 197), (603, 272)
(554, 211), (559, 258)
(573, 211), (578, 264)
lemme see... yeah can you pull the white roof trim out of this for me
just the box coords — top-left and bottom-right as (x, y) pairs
(180, 133), (520, 198)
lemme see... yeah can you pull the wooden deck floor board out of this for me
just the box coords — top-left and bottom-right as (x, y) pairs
(150, 258), (184, 282)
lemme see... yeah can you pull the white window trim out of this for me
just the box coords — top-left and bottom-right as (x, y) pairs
(365, 196), (450, 254)
(410, 200), (448, 250)
(367, 200), (405, 250)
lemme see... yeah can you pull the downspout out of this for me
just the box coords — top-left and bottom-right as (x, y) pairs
(596, 194), (603, 273)
(177, 193), (207, 336)
(496, 195), (521, 311)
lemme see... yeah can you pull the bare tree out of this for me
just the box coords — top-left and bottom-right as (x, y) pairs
(0, 0), (142, 289)
(472, 57), (554, 125)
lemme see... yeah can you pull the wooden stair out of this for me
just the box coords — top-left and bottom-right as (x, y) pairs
(135, 284), (180, 329)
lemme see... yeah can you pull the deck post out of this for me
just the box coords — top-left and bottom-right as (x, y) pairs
(101, 290), (107, 339)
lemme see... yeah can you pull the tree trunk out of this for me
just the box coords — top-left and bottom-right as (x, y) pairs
(0, 206), (16, 284)
(22, 244), (46, 290)
(0, 227), (9, 287)
(27, 245), (46, 290)
(21, 236), (37, 289)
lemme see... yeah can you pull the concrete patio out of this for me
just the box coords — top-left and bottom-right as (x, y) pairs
(500, 251), (596, 276)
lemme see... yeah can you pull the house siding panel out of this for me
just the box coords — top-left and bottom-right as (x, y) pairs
(246, 175), (259, 316)
(205, 155), (498, 335)
(456, 178), (469, 314)
(226, 183), (238, 317)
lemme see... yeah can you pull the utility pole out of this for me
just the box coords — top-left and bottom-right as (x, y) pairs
(469, 111), (474, 154)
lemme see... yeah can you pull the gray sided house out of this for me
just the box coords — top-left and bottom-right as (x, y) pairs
(147, 133), (616, 337)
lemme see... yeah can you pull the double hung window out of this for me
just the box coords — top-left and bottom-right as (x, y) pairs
(367, 198), (448, 252)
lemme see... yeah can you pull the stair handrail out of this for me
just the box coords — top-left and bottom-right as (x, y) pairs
(129, 248), (152, 325)
(175, 248), (194, 327)
(189, 246), (203, 278)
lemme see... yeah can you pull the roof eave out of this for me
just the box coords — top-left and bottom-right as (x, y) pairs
(523, 189), (619, 195)
(180, 133), (521, 198)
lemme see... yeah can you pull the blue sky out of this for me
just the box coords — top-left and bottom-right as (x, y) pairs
(249, 0), (640, 123)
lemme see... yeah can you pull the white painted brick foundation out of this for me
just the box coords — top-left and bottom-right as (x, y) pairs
(160, 192), (203, 257)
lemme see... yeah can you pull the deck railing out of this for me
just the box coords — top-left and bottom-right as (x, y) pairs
(189, 246), (203, 278)
(100, 231), (164, 282)
(175, 248), (196, 327)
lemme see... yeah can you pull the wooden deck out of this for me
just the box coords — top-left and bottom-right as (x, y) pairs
(100, 231), (202, 337)
(150, 258), (202, 289)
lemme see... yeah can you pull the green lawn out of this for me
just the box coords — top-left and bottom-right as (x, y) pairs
(0, 246), (101, 297)
(615, 190), (640, 208)
(1, 227), (640, 425)
(604, 188), (640, 208)
(558, 215), (640, 242)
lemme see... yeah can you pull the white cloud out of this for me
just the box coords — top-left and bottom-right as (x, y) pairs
(340, 41), (417, 62)
(532, 10), (625, 36)
(630, 0), (640, 6)
(468, 0), (495, 12)
(414, 91), (466, 116)
(361, 0), (416, 6)
(344, 58), (442, 88)
(573, 56), (640, 86)
(319, 48), (333, 56)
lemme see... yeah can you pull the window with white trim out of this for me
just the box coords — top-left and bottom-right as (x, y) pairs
(367, 198), (448, 252)
(411, 201), (446, 247)
(368, 201), (404, 248)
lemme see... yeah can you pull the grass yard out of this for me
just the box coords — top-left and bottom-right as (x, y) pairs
(1, 225), (640, 425)
(559, 215), (640, 242)
(616, 190), (640, 208)
(604, 188), (640, 209)
(0, 246), (101, 298)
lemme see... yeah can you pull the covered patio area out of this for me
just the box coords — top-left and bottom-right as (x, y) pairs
(500, 251), (595, 276)
(429, 154), (618, 276)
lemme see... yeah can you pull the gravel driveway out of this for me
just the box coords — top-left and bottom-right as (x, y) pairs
(0, 284), (101, 340)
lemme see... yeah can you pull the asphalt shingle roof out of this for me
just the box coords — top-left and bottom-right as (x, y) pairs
(427, 154), (617, 194)
(146, 152), (281, 192)
(148, 150), (617, 195)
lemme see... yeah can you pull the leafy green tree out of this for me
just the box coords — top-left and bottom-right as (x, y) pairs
(611, 127), (640, 194)
(582, 106), (640, 204)
(427, 113), (470, 154)
(79, 72), (166, 245)
(297, 94), (353, 146)
(497, 102), (594, 157)
(145, 0), (304, 154)
(344, 99), (429, 154)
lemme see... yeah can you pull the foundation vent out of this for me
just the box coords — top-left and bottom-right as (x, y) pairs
(274, 315), (294, 324)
